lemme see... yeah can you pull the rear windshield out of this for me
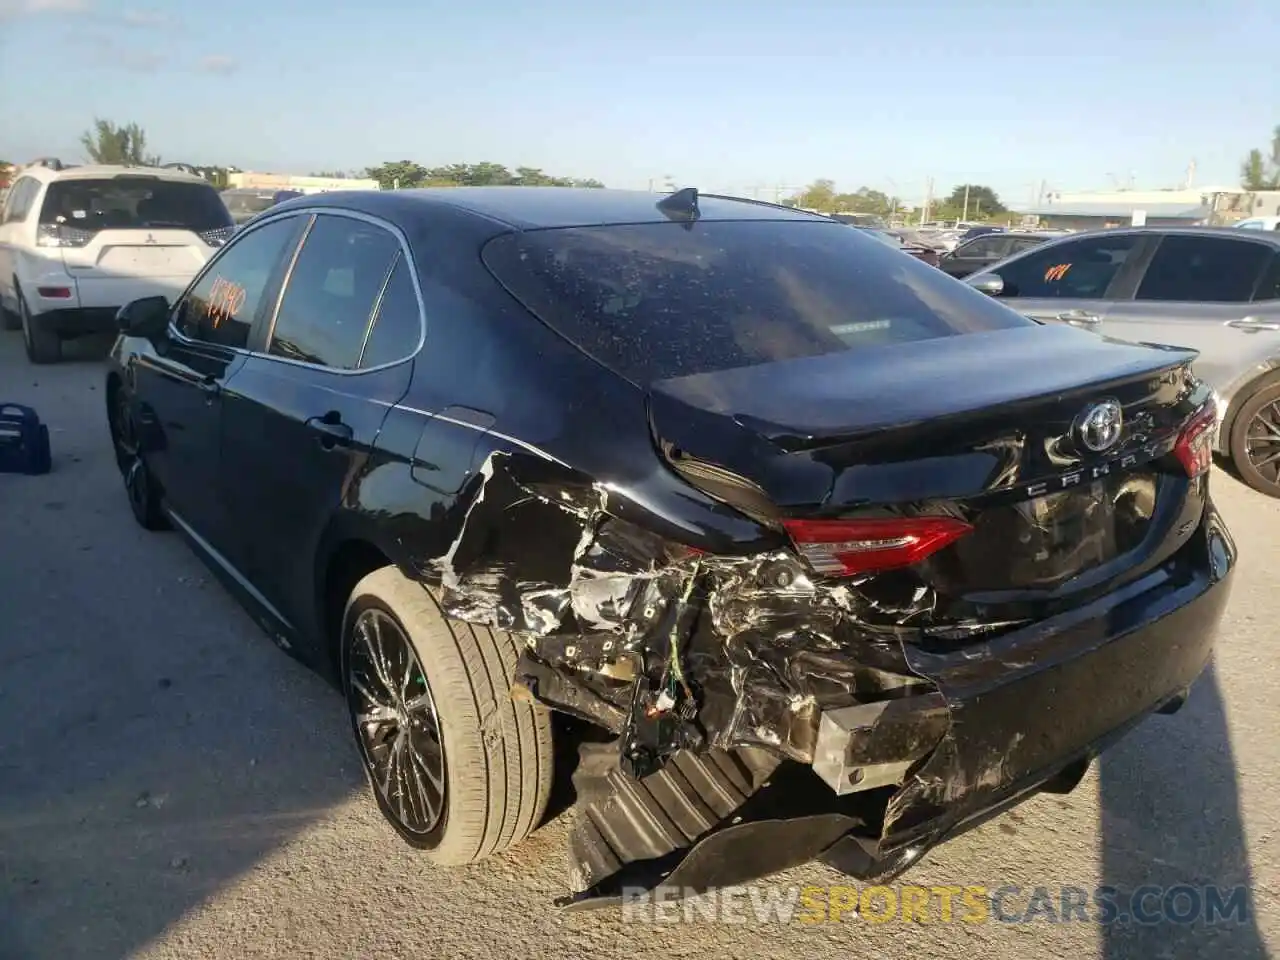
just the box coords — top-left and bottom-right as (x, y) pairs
(482, 220), (1034, 384)
(39, 177), (232, 233)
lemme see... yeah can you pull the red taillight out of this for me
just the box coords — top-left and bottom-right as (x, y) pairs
(37, 286), (71, 299)
(1174, 399), (1218, 479)
(781, 516), (972, 577)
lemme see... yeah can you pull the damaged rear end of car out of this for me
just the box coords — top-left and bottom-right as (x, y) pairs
(421, 212), (1237, 906)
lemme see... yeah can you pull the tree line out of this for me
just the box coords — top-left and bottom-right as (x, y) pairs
(362, 160), (604, 191)
(8, 116), (1278, 201)
(1, 120), (608, 193)
(785, 179), (1009, 222)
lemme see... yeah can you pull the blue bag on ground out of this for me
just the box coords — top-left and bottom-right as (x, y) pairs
(0, 403), (52, 474)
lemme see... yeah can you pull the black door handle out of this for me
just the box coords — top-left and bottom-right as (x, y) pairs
(305, 412), (353, 449)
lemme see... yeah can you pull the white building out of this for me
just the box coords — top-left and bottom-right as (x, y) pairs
(225, 171), (380, 194)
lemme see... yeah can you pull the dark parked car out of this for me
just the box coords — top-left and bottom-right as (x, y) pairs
(963, 227), (1280, 497)
(957, 225), (1004, 243)
(105, 188), (1234, 906)
(939, 231), (1056, 279)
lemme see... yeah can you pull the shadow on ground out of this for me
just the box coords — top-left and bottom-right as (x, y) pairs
(1099, 659), (1270, 959)
(0, 339), (367, 959)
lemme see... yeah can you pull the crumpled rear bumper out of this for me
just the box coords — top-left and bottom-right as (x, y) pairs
(562, 508), (1236, 907)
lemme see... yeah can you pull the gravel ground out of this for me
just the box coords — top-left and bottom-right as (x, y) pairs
(0, 332), (1276, 960)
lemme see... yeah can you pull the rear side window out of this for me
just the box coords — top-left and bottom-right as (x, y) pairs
(359, 254), (421, 368)
(178, 216), (303, 349)
(1136, 236), (1272, 303)
(482, 220), (1032, 384)
(268, 215), (400, 369)
(3, 179), (38, 224)
(38, 177), (232, 237)
(956, 236), (1003, 258)
(1010, 236), (1048, 254)
(1252, 253), (1280, 303)
(993, 234), (1139, 299)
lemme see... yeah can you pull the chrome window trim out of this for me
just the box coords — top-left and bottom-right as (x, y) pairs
(166, 206), (428, 376)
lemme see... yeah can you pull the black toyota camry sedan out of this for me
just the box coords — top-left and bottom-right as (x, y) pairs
(105, 186), (1235, 906)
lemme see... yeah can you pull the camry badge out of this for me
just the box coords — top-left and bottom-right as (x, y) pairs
(1077, 399), (1123, 452)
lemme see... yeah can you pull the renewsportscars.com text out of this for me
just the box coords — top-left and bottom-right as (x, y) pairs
(620, 883), (1251, 926)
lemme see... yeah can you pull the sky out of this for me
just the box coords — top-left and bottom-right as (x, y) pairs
(0, 0), (1277, 208)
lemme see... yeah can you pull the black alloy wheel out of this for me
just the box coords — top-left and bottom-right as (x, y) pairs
(1230, 381), (1280, 498)
(1244, 398), (1280, 487)
(345, 606), (447, 837)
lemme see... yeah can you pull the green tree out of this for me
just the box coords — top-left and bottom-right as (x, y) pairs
(365, 161), (431, 190)
(795, 178), (838, 211)
(1240, 125), (1280, 190)
(79, 119), (161, 166)
(944, 184), (1005, 215)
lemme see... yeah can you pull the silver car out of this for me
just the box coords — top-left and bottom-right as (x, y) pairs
(963, 227), (1280, 497)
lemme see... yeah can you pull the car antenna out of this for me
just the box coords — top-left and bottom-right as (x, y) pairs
(656, 186), (700, 226)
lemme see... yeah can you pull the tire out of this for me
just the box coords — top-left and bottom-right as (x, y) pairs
(341, 566), (553, 864)
(19, 292), (62, 364)
(109, 385), (168, 530)
(1229, 380), (1280, 498)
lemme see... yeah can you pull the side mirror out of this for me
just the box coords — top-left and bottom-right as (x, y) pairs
(116, 295), (171, 339)
(964, 273), (1004, 297)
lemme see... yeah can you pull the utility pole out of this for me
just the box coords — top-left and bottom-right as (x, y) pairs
(961, 184), (970, 222)
(920, 177), (934, 226)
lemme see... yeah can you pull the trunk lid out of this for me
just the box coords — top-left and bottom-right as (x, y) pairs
(649, 324), (1208, 621)
(59, 227), (213, 278)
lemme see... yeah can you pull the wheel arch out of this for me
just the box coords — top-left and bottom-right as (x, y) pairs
(316, 521), (409, 681)
(1220, 363), (1280, 452)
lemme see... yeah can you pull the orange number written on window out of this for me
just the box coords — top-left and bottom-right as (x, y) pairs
(1044, 263), (1072, 282)
(205, 275), (247, 329)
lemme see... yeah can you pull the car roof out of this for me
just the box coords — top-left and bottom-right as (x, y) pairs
(1053, 225), (1280, 246)
(16, 163), (212, 186)
(295, 186), (834, 230)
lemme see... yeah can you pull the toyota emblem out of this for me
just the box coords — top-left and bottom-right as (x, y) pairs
(1077, 399), (1123, 452)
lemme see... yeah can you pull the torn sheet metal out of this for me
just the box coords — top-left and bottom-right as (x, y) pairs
(426, 450), (1230, 899)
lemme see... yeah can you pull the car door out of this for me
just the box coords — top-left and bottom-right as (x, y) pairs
(973, 231), (1151, 330)
(216, 211), (420, 642)
(1096, 234), (1280, 393)
(130, 214), (307, 546)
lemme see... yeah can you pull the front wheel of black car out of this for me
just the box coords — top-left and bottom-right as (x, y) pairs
(341, 566), (554, 864)
(109, 386), (168, 530)
(1230, 381), (1280, 498)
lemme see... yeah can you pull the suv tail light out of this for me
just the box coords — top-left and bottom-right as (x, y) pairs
(1174, 398), (1218, 479)
(36, 224), (93, 248)
(781, 516), (973, 577)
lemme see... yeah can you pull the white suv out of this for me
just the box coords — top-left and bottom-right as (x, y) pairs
(0, 160), (234, 363)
